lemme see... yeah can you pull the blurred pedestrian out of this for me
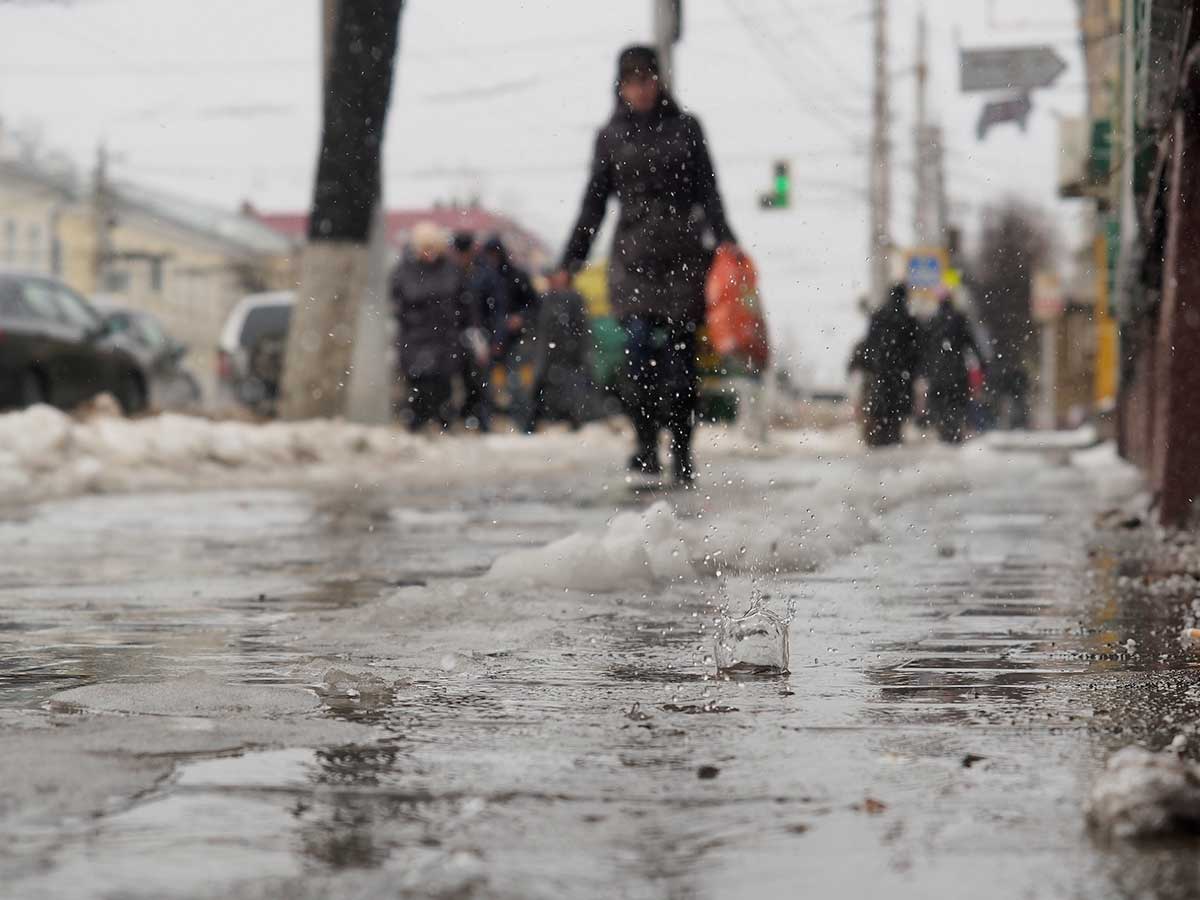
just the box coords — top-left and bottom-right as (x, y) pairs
(924, 292), (985, 444)
(392, 222), (463, 432)
(526, 279), (594, 433)
(479, 238), (539, 429)
(557, 44), (738, 485)
(857, 283), (922, 447)
(992, 363), (1030, 430)
(452, 232), (494, 432)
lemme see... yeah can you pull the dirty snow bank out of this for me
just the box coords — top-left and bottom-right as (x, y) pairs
(485, 443), (999, 589)
(982, 424), (1099, 451)
(1070, 440), (1146, 506)
(0, 404), (631, 502)
(1087, 745), (1200, 837)
(487, 500), (695, 591)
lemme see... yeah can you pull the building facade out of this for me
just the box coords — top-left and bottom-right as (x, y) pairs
(1074, 0), (1200, 525)
(0, 154), (294, 402)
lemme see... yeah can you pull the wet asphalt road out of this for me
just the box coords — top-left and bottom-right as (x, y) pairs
(1, 440), (1198, 899)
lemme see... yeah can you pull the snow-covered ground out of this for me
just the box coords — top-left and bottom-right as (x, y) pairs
(0, 404), (633, 503)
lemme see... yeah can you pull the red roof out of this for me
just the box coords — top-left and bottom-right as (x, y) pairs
(250, 205), (550, 267)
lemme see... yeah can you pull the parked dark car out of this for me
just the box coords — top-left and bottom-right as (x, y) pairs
(97, 305), (202, 411)
(216, 291), (293, 416)
(0, 271), (150, 414)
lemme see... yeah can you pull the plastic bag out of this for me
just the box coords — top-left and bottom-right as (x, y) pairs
(705, 245), (770, 374)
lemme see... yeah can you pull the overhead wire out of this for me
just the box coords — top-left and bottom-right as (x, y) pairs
(720, 0), (868, 145)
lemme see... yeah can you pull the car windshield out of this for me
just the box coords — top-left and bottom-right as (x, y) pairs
(131, 314), (171, 349)
(239, 304), (291, 348)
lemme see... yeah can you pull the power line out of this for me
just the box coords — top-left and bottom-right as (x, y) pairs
(721, 0), (868, 145)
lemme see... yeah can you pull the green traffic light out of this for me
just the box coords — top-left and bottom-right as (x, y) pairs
(773, 161), (789, 208)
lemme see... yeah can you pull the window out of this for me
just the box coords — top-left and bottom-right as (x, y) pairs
(18, 279), (62, 322)
(240, 304), (291, 348)
(131, 313), (171, 351)
(102, 270), (131, 293)
(52, 284), (104, 331)
(27, 223), (43, 270)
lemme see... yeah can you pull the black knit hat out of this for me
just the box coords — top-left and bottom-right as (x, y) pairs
(617, 45), (660, 82)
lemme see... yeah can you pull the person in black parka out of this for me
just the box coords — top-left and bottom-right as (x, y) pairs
(858, 283), (923, 447)
(478, 238), (539, 429)
(526, 285), (595, 433)
(558, 44), (738, 484)
(392, 223), (465, 432)
(924, 293), (986, 444)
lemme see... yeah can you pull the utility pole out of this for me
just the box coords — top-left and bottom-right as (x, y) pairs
(913, 8), (936, 247)
(653, 0), (681, 92)
(869, 0), (892, 303)
(932, 127), (949, 246)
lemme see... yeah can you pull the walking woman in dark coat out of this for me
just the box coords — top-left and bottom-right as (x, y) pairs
(392, 223), (464, 431)
(557, 44), (738, 485)
(925, 293), (985, 443)
(857, 283), (923, 447)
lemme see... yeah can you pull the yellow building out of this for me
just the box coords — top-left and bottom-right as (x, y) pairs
(0, 156), (74, 276)
(1, 155), (294, 400)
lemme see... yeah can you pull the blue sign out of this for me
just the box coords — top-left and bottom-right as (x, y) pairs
(907, 254), (943, 290)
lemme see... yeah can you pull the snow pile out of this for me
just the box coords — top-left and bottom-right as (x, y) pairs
(0, 404), (423, 499)
(0, 404), (634, 501)
(1086, 745), (1200, 838)
(982, 425), (1099, 451)
(1070, 441), (1145, 506)
(487, 500), (695, 591)
(486, 450), (981, 590)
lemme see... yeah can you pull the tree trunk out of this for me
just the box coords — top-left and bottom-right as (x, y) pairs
(279, 0), (404, 420)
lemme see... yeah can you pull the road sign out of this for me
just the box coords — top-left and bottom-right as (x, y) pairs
(977, 93), (1032, 140)
(904, 247), (949, 317)
(905, 248), (946, 290)
(960, 46), (1067, 93)
(1031, 270), (1065, 322)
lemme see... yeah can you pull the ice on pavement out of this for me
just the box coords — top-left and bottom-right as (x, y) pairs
(50, 677), (321, 717)
(270, 438), (1070, 674)
(1086, 745), (1200, 837)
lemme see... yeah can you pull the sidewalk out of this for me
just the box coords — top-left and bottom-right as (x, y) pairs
(0, 439), (1184, 899)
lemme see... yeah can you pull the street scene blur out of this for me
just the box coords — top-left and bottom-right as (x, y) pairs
(2, 0), (1199, 897)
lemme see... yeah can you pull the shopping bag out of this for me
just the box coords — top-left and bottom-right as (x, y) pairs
(705, 245), (770, 373)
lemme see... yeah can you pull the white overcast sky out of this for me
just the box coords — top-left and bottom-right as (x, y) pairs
(0, 0), (1087, 385)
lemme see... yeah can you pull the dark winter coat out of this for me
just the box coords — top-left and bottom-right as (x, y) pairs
(860, 294), (923, 423)
(532, 288), (597, 421)
(924, 301), (983, 404)
(468, 250), (539, 358)
(561, 93), (736, 324)
(533, 289), (592, 372)
(392, 254), (464, 380)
